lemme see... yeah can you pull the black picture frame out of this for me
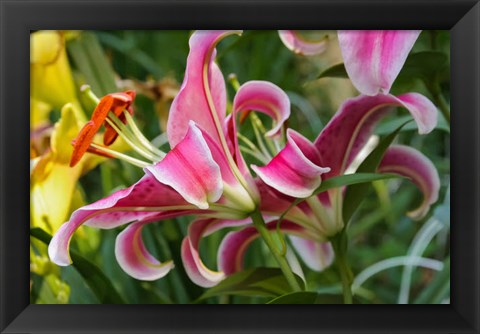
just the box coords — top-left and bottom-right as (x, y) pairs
(1, 0), (479, 333)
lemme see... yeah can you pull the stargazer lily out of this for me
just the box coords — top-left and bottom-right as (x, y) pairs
(49, 30), (329, 283)
(49, 30), (440, 289)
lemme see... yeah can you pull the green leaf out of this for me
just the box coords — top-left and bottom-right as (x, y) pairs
(61, 266), (100, 303)
(67, 32), (118, 97)
(267, 291), (354, 304)
(96, 32), (163, 78)
(30, 227), (126, 304)
(278, 173), (403, 225)
(343, 121), (411, 223)
(313, 173), (403, 196)
(376, 115), (450, 135)
(397, 51), (448, 83)
(317, 63), (347, 79)
(197, 267), (304, 301)
(268, 291), (319, 304)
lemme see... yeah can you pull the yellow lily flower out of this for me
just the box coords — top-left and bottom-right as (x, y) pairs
(30, 30), (86, 233)
(31, 102), (128, 233)
(30, 29), (130, 235)
(31, 104), (87, 232)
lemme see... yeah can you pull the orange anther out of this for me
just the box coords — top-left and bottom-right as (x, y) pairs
(70, 121), (98, 167)
(239, 110), (252, 124)
(70, 90), (136, 167)
(103, 90), (136, 146)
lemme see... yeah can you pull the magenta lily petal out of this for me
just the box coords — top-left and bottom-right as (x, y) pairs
(115, 221), (174, 281)
(199, 126), (247, 189)
(255, 178), (315, 225)
(278, 30), (328, 56)
(338, 30), (421, 95)
(378, 145), (440, 219)
(48, 174), (190, 266)
(288, 236), (334, 271)
(167, 30), (241, 148)
(218, 220), (305, 275)
(256, 178), (296, 212)
(252, 129), (330, 198)
(145, 122), (223, 210)
(395, 93), (438, 134)
(181, 238), (223, 288)
(181, 218), (251, 287)
(314, 93), (437, 179)
(49, 122), (224, 266)
(233, 80), (291, 137)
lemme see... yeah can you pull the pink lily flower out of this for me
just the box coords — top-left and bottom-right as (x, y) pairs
(338, 30), (421, 96)
(185, 89), (440, 286)
(48, 30), (327, 283)
(49, 30), (440, 290)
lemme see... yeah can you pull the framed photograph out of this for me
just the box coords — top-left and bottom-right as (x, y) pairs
(1, 0), (479, 333)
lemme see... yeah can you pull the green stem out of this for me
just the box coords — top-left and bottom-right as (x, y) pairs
(332, 232), (353, 304)
(338, 255), (353, 304)
(250, 210), (302, 292)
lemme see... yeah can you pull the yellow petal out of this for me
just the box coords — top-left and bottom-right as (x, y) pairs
(50, 103), (82, 164)
(30, 98), (52, 129)
(30, 31), (78, 109)
(30, 154), (82, 233)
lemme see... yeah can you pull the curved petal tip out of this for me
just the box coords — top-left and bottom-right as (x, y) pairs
(378, 145), (440, 220)
(279, 30), (328, 56)
(115, 223), (175, 281)
(252, 129), (330, 198)
(48, 222), (73, 266)
(233, 80), (291, 138)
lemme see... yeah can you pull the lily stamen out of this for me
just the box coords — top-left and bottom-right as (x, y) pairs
(88, 143), (151, 168)
(251, 112), (278, 153)
(71, 87), (166, 168)
(81, 85), (167, 160)
(122, 110), (166, 158)
(237, 133), (270, 164)
(104, 112), (162, 162)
